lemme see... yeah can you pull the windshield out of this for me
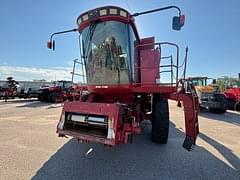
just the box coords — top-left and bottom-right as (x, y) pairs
(192, 79), (207, 86)
(56, 81), (72, 88)
(82, 21), (131, 85)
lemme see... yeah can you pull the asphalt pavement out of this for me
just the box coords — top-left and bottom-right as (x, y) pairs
(0, 99), (239, 180)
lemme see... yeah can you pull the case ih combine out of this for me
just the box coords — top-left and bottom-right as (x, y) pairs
(47, 6), (199, 151)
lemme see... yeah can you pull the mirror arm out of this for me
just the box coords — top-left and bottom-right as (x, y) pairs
(132, 5), (181, 17)
(49, 28), (78, 49)
(50, 28), (77, 41)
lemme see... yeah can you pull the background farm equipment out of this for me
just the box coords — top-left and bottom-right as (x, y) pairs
(38, 80), (75, 102)
(0, 77), (42, 101)
(224, 87), (240, 111)
(0, 77), (19, 101)
(47, 5), (199, 151)
(38, 80), (84, 103)
(190, 76), (228, 113)
(17, 87), (39, 99)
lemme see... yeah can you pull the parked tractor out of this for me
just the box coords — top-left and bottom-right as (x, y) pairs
(47, 6), (199, 151)
(38, 80), (73, 102)
(224, 87), (240, 111)
(190, 76), (227, 113)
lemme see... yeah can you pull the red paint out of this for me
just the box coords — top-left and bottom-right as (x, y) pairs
(224, 87), (240, 101)
(58, 101), (141, 145)
(140, 49), (160, 84)
(77, 6), (140, 41)
(55, 5), (199, 149)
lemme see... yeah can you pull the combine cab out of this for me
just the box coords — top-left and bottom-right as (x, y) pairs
(190, 76), (227, 113)
(47, 6), (199, 151)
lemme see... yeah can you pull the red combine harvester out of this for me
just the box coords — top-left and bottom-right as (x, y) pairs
(224, 87), (240, 111)
(47, 6), (199, 151)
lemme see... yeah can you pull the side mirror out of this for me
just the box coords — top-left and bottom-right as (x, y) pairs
(47, 40), (55, 50)
(47, 41), (52, 49)
(172, 15), (185, 31)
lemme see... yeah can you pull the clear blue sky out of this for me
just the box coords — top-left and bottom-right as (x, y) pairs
(0, 0), (240, 81)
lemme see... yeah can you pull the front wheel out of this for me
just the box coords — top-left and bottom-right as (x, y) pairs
(209, 94), (227, 114)
(151, 93), (170, 144)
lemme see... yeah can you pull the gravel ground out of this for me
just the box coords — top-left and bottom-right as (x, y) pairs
(0, 99), (239, 180)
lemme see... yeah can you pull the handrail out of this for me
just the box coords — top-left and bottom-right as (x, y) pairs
(135, 42), (180, 87)
(71, 58), (86, 84)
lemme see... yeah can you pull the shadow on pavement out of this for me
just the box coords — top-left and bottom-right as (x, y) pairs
(200, 111), (240, 126)
(199, 133), (240, 171)
(15, 101), (53, 108)
(32, 122), (240, 180)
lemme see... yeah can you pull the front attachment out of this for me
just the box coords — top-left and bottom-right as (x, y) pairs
(57, 101), (141, 146)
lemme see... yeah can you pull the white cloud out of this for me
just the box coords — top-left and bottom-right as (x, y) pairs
(0, 65), (73, 81)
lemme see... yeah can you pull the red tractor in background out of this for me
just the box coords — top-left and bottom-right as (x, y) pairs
(47, 5), (199, 151)
(224, 87), (240, 111)
(38, 80), (79, 102)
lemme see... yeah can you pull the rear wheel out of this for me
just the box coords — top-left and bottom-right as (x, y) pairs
(38, 92), (49, 102)
(151, 93), (170, 144)
(235, 100), (240, 111)
(48, 92), (61, 103)
(47, 93), (53, 102)
(227, 99), (240, 111)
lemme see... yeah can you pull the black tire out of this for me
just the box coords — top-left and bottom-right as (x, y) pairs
(227, 99), (236, 110)
(81, 94), (89, 102)
(209, 108), (226, 114)
(209, 94), (227, 114)
(38, 95), (45, 101)
(236, 103), (240, 111)
(48, 92), (61, 103)
(47, 93), (53, 102)
(151, 93), (170, 144)
(38, 92), (49, 102)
